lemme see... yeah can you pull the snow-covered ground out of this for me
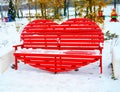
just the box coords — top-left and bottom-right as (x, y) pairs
(0, 5), (120, 92)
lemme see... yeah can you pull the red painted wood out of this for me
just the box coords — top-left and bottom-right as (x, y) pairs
(13, 18), (104, 74)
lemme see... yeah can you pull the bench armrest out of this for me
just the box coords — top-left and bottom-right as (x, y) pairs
(13, 44), (23, 50)
(100, 43), (104, 49)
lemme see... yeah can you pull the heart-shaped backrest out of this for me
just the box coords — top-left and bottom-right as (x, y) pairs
(21, 18), (103, 50)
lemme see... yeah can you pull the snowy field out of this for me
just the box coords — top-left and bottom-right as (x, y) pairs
(0, 5), (120, 92)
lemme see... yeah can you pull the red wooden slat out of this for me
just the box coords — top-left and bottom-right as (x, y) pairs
(22, 34), (102, 38)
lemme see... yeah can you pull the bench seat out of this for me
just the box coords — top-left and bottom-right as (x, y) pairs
(14, 49), (100, 73)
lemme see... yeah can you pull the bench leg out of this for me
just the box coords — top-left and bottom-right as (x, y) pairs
(11, 57), (18, 70)
(100, 57), (102, 74)
(99, 49), (103, 74)
(14, 58), (18, 70)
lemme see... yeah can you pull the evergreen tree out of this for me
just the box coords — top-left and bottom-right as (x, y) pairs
(8, 0), (16, 21)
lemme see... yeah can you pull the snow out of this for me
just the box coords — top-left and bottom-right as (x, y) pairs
(0, 5), (120, 92)
(112, 45), (120, 79)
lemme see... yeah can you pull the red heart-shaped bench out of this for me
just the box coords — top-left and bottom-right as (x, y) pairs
(13, 18), (104, 73)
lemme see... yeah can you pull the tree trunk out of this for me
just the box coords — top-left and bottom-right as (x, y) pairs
(114, 0), (117, 9)
(28, 3), (31, 18)
(64, 0), (67, 16)
(35, 0), (38, 18)
(89, 0), (92, 19)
